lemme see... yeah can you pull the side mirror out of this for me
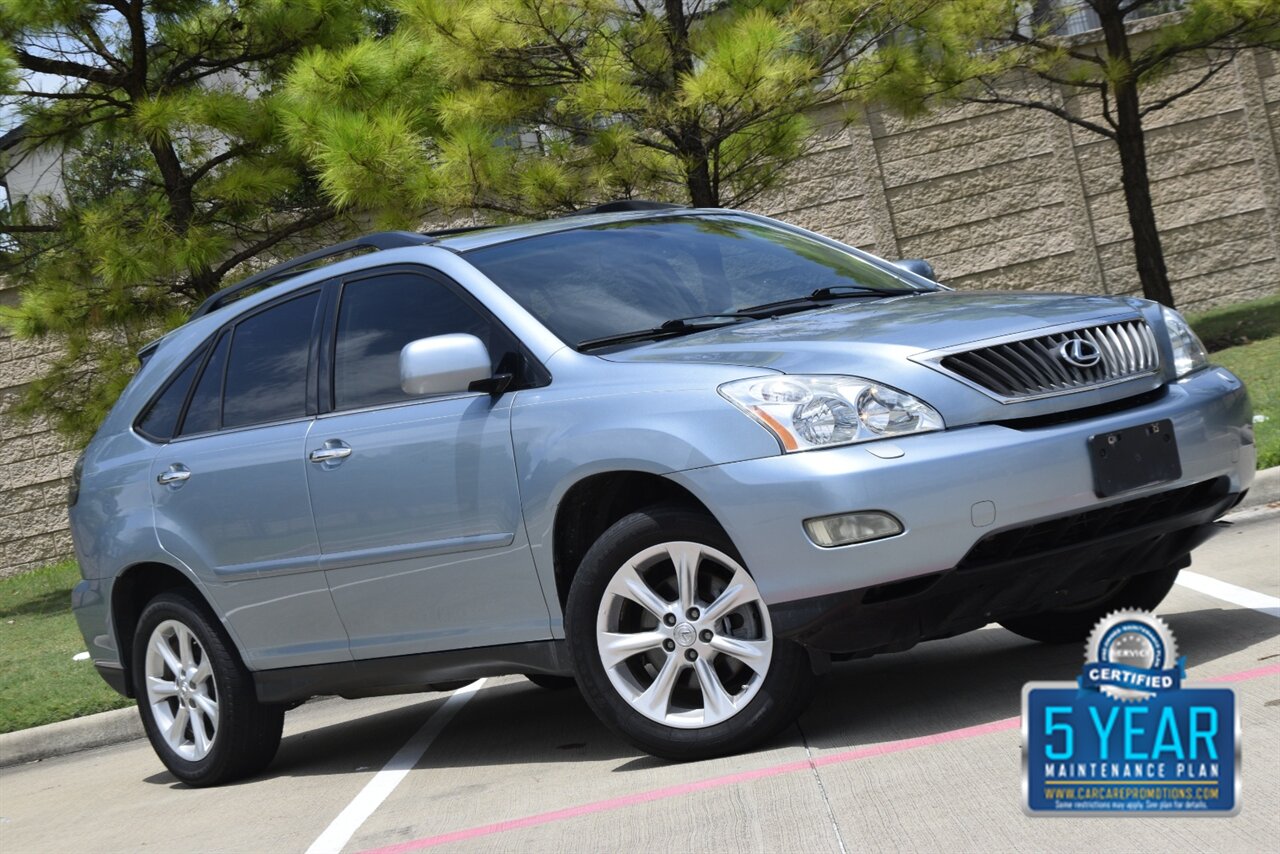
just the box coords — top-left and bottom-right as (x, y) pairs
(400, 334), (494, 396)
(893, 258), (938, 282)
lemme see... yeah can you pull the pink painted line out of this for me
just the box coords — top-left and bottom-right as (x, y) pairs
(362, 661), (1280, 854)
(1205, 661), (1280, 683)
(364, 718), (1018, 854)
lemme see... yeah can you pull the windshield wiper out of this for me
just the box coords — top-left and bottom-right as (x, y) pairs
(576, 285), (920, 351)
(577, 314), (749, 351)
(735, 285), (919, 315)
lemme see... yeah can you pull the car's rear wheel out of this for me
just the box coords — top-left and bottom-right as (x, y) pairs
(998, 565), (1180, 644)
(132, 589), (284, 787)
(566, 505), (815, 761)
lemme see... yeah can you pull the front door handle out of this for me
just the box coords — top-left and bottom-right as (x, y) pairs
(309, 440), (353, 465)
(157, 464), (191, 487)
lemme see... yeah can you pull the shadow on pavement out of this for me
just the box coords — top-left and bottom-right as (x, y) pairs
(800, 605), (1278, 752)
(145, 604), (1277, 786)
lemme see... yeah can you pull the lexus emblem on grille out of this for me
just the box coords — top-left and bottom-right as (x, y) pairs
(1059, 337), (1102, 368)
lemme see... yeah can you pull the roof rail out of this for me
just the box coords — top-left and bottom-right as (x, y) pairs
(424, 223), (497, 238)
(565, 200), (686, 217)
(190, 231), (433, 320)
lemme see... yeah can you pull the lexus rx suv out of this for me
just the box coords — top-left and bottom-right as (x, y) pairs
(69, 202), (1255, 785)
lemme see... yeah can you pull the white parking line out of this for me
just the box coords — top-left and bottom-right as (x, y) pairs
(306, 679), (486, 854)
(1176, 570), (1280, 618)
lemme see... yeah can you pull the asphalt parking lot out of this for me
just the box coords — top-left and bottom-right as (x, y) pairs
(2, 505), (1276, 854)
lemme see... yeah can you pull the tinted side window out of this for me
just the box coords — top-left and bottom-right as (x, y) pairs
(180, 333), (230, 436)
(333, 273), (507, 411)
(222, 292), (319, 429)
(137, 351), (204, 440)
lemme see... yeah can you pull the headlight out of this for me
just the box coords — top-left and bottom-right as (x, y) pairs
(719, 376), (944, 452)
(1161, 307), (1208, 378)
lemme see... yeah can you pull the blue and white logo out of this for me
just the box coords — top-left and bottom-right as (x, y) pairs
(1081, 610), (1183, 700)
(1023, 609), (1240, 815)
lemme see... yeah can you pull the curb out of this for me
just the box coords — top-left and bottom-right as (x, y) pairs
(2, 468), (1276, 771)
(0, 706), (142, 770)
(1237, 464), (1280, 511)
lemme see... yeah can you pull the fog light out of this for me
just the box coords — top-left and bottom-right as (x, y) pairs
(803, 511), (903, 548)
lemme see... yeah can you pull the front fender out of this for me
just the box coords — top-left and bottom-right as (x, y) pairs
(510, 367), (781, 632)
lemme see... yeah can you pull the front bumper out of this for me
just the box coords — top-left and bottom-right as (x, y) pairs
(772, 478), (1234, 654)
(670, 367), (1254, 650)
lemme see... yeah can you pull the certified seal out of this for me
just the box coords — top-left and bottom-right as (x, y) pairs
(1080, 609), (1182, 701)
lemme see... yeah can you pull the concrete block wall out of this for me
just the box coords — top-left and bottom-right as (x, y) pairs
(2, 48), (1279, 576)
(758, 49), (1280, 312)
(0, 278), (76, 578)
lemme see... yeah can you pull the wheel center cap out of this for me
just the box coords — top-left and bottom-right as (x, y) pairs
(674, 622), (697, 647)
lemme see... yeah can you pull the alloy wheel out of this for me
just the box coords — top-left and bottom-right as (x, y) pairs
(595, 541), (773, 728)
(144, 619), (219, 761)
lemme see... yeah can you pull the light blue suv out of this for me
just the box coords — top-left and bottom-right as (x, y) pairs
(69, 202), (1255, 785)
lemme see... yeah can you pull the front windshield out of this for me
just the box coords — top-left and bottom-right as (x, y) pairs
(463, 215), (932, 347)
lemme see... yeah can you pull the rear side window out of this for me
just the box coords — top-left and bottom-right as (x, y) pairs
(136, 353), (204, 440)
(332, 272), (508, 411)
(179, 333), (230, 436)
(222, 292), (319, 429)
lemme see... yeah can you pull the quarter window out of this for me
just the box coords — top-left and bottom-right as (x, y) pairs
(179, 333), (230, 436)
(332, 272), (508, 411)
(221, 292), (319, 429)
(136, 351), (204, 440)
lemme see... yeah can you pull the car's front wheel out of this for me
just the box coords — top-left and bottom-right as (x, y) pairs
(566, 505), (815, 761)
(132, 589), (284, 787)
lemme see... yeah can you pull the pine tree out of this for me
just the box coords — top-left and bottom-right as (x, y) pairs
(1, 1), (374, 440)
(283, 0), (924, 222)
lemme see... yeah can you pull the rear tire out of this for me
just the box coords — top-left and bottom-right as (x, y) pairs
(999, 566), (1180, 644)
(566, 504), (816, 761)
(131, 589), (284, 787)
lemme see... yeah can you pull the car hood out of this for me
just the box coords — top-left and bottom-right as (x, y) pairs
(601, 291), (1165, 426)
(602, 292), (1141, 367)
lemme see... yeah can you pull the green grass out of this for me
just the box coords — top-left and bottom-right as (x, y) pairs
(1187, 294), (1280, 469)
(1212, 336), (1280, 470)
(1189, 293), (1280, 352)
(0, 561), (131, 733)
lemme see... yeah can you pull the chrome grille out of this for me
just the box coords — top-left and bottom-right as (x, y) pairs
(936, 319), (1160, 401)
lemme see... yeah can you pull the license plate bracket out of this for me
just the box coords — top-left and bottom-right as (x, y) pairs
(1088, 419), (1181, 498)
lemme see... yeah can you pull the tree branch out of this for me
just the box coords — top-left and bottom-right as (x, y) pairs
(1005, 28), (1107, 67)
(965, 86), (1117, 139)
(1140, 58), (1232, 116)
(210, 209), (339, 285)
(186, 143), (253, 187)
(0, 223), (61, 234)
(13, 48), (123, 86)
(16, 87), (130, 109)
(1132, 22), (1249, 75)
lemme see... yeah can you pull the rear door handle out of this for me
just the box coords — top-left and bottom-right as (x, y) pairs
(309, 440), (352, 464)
(157, 464), (191, 487)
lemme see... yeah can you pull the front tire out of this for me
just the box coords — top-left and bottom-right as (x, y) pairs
(132, 590), (284, 787)
(999, 566), (1180, 644)
(566, 505), (815, 761)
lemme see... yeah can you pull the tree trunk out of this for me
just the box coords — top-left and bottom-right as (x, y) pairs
(1098, 3), (1176, 307)
(683, 140), (718, 207)
(662, 0), (719, 207)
